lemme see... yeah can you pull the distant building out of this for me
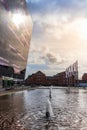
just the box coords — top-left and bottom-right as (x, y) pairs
(13, 69), (26, 79)
(82, 73), (87, 82)
(26, 71), (67, 86)
(53, 72), (66, 86)
(78, 73), (87, 87)
(26, 71), (47, 86)
(78, 79), (87, 87)
(46, 76), (53, 86)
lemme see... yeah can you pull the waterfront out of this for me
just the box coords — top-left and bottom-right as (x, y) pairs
(0, 87), (87, 130)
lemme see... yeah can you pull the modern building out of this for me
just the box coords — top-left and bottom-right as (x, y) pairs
(0, 0), (32, 80)
(0, 76), (2, 89)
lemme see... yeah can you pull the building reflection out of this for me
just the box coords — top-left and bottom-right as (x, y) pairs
(0, 92), (26, 120)
(0, 0), (32, 79)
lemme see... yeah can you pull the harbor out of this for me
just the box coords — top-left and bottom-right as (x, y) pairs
(0, 87), (87, 130)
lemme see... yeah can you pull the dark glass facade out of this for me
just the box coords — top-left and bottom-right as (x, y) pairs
(0, 0), (32, 78)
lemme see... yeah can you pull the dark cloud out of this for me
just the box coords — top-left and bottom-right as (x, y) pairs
(46, 53), (57, 63)
(40, 52), (66, 65)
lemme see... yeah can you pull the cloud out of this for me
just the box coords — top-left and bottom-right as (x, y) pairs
(44, 53), (57, 63)
(27, 0), (87, 16)
(26, 0), (87, 78)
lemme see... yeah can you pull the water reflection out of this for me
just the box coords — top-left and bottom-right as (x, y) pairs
(0, 88), (87, 130)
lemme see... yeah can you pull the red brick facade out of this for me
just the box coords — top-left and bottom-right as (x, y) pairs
(26, 71), (66, 86)
(52, 72), (66, 86)
(26, 71), (47, 86)
(82, 73), (87, 82)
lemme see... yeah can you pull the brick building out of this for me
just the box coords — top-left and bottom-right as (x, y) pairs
(46, 76), (52, 86)
(66, 75), (75, 86)
(26, 71), (67, 86)
(82, 73), (87, 82)
(53, 72), (66, 86)
(26, 71), (47, 86)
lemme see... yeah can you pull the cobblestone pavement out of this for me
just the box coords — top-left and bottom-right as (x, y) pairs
(0, 112), (28, 130)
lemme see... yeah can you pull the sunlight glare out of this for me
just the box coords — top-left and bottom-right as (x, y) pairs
(12, 13), (25, 27)
(75, 18), (87, 40)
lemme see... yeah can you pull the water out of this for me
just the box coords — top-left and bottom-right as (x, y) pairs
(0, 88), (87, 130)
(45, 99), (54, 118)
(49, 86), (52, 99)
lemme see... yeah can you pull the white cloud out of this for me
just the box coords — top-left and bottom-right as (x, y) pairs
(27, 9), (87, 78)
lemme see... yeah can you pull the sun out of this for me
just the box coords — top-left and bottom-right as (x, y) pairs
(12, 13), (25, 27)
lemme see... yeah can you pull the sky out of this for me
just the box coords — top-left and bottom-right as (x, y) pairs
(26, 0), (87, 79)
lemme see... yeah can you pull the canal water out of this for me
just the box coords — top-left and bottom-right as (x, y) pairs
(0, 87), (87, 130)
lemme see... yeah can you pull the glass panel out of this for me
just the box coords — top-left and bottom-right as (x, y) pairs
(0, 0), (32, 78)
